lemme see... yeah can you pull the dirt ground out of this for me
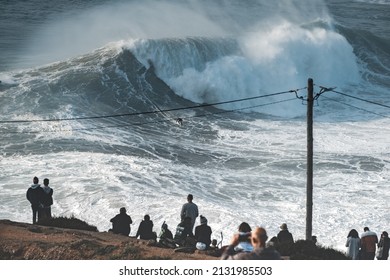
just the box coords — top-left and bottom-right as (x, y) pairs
(0, 219), (220, 260)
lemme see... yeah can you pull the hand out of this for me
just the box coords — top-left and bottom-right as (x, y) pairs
(229, 233), (240, 247)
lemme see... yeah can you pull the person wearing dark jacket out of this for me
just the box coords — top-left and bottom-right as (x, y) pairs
(376, 231), (390, 260)
(195, 215), (212, 249)
(136, 214), (157, 241)
(26, 177), (44, 224)
(159, 222), (173, 240)
(110, 207), (133, 236)
(41, 178), (53, 220)
(174, 216), (195, 247)
(277, 223), (294, 244)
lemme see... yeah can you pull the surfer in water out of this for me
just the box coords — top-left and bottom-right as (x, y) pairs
(176, 118), (183, 126)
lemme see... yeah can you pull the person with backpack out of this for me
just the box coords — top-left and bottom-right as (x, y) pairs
(174, 216), (195, 247)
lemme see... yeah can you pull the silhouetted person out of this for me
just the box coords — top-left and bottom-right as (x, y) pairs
(360, 227), (378, 260)
(180, 194), (198, 232)
(26, 177), (44, 224)
(195, 215), (212, 250)
(174, 216), (195, 247)
(377, 231), (390, 260)
(221, 227), (282, 260)
(110, 207), (133, 236)
(40, 178), (53, 220)
(277, 223), (294, 244)
(159, 222), (173, 240)
(136, 214), (157, 241)
(158, 222), (176, 248)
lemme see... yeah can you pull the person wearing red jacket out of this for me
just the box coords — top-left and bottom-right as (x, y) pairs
(360, 227), (378, 260)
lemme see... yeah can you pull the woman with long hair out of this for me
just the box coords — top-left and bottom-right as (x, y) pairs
(346, 229), (360, 260)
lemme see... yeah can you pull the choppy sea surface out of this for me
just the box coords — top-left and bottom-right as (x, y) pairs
(0, 0), (389, 253)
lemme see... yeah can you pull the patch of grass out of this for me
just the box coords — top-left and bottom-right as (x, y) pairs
(96, 245), (117, 256)
(123, 245), (141, 257)
(28, 227), (43, 233)
(274, 240), (349, 260)
(37, 215), (98, 232)
(69, 239), (101, 250)
(0, 248), (12, 260)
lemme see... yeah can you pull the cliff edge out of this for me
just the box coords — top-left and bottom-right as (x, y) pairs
(0, 219), (218, 260)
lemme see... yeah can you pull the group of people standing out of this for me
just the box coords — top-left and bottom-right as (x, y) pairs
(26, 177), (54, 224)
(346, 227), (390, 260)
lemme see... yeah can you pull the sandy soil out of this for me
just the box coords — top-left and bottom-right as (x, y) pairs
(0, 219), (220, 260)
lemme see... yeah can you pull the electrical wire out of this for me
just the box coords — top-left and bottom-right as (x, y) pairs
(322, 97), (390, 119)
(318, 87), (390, 110)
(0, 89), (299, 124)
(3, 97), (299, 134)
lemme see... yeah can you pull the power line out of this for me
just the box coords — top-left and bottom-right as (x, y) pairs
(323, 97), (390, 119)
(318, 86), (390, 110)
(3, 97), (299, 134)
(0, 89), (300, 124)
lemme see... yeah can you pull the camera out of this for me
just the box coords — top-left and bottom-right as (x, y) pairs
(238, 232), (251, 242)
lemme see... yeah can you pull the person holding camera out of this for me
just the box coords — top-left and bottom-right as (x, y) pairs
(221, 226), (282, 260)
(234, 222), (253, 252)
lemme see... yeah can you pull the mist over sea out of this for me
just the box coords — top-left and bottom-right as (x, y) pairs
(1, 0), (389, 253)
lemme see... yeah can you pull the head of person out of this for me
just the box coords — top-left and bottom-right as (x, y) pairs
(238, 222), (252, 233)
(251, 227), (268, 248)
(120, 207), (126, 214)
(144, 214), (150, 221)
(33, 177), (39, 184)
(348, 229), (359, 238)
(43, 178), (49, 186)
(200, 215), (207, 225)
(382, 231), (388, 238)
(364, 227), (369, 232)
(280, 223), (288, 231)
(187, 194), (193, 202)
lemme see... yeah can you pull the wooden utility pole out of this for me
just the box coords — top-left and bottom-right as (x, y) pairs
(306, 78), (314, 241)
